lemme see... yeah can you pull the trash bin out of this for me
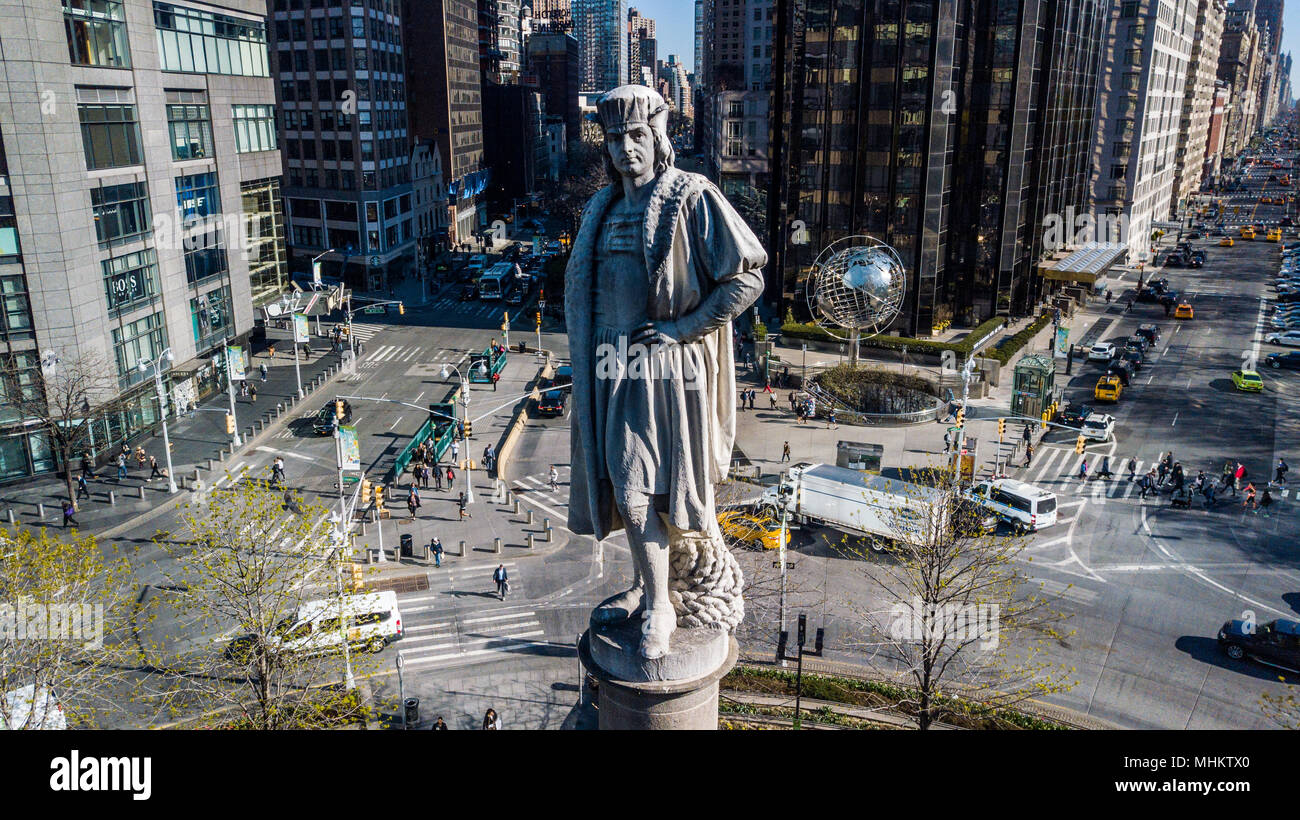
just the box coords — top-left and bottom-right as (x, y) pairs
(404, 697), (420, 728)
(400, 533), (414, 558)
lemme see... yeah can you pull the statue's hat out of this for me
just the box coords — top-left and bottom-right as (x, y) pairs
(597, 85), (669, 135)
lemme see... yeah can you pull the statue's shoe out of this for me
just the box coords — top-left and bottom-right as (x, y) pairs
(639, 608), (676, 660)
(591, 587), (645, 625)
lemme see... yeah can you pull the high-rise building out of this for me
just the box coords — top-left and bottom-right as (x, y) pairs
(1091, 0), (1197, 256)
(271, 0), (418, 292)
(527, 32), (582, 146)
(404, 0), (488, 247)
(1218, 6), (1265, 158)
(768, 0), (1111, 330)
(530, 0), (572, 33)
(702, 0), (773, 202)
(660, 55), (693, 119)
(482, 84), (544, 204)
(1174, 0), (1228, 213)
(573, 0), (627, 92)
(1204, 82), (1233, 182)
(628, 7), (655, 85)
(0, 0), (287, 482)
(498, 0), (524, 81)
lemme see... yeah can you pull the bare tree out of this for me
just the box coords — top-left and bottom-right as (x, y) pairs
(541, 140), (607, 241)
(0, 351), (120, 511)
(0, 526), (143, 728)
(835, 469), (1075, 729)
(145, 480), (380, 729)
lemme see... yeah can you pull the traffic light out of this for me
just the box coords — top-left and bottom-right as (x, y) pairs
(225, 414), (235, 434)
(536, 311), (542, 328)
(374, 485), (385, 508)
(1075, 435), (1086, 455)
(398, 302), (405, 315)
(360, 478), (372, 505)
(998, 418), (1006, 440)
(350, 563), (364, 592)
(335, 399), (345, 418)
(955, 408), (965, 429)
(463, 420), (473, 438)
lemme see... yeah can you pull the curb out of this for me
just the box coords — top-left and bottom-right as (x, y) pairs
(495, 351), (554, 481)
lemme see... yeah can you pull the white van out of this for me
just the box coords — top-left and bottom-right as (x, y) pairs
(227, 591), (404, 659)
(966, 478), (1058, 533)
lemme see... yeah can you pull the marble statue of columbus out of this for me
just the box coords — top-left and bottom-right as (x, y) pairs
(565, 85), (767, 660)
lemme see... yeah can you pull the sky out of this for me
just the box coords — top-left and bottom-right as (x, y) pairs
(628, 0), (696, 73)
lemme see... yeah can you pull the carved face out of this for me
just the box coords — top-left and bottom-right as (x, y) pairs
(606, 124), (656, 179)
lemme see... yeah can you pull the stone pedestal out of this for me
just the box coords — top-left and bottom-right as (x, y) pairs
(578, 621), (738, 731)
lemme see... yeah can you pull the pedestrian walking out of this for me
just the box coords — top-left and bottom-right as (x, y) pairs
(1244, 482), (1258, 511)
(1157, 459), (1168, 485)
(1079, 459), (1089, 480)
(135, 446), (147, 470)
(249, 383), (258, 403)
(431, 537), (443, 568)
(62, 501), (78, 529)
(239, 380), (249, 399)
(432, 716), (448, 730)
(1127, 458), (1137, 481)
(259, 362), (268, 382)
(451, 440), (460, 463)
(80, 451), (94, 479)
(769, 392), (778, 411)
(827, 408), (837, 429)
(482, 708), (501, 730)
(739, 389), (747, 411)
(272, 456), (286, 486)
(1099, 455), (1113, 479)
(1024, 443), (1034, 468)
(781, 441), (791, 462)
(548, 465), (559, 491)
(1274, 457), (1289, 485)
(1233, 462), (1246, 497)
(76, 473), (90, 500)
(433, 464), (443, 491)
(458, 490), (470, 520)
(492, 564), (508, 600)
(943, 431), (952, 454)
(149, 454), (163, 480)
(1260, 489), (1274, 517)
(116, 453), (128, 481)
(763, 380), (773, 394)
(1203, 480), (1216, 509)
(407, 486), (421, 518)
(446, 465), (455, 485)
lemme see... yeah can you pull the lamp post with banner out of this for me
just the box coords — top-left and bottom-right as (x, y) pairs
(138, 349), (179, 494)
(221, 338), (243, 447)
(292, 313), (308, 398)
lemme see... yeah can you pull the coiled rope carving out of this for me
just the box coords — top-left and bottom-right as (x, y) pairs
(667, 530), (744, 631)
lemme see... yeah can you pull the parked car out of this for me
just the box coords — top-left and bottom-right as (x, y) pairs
(1266, 329), (1300, 346)
(1266, 351), (1300, 369)
(1218, 617), (1300, 672)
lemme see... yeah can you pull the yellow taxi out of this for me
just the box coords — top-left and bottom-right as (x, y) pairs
(1268, 228), (1283, 242)
(1174, 303), (1194, 319)
(1231, 369), (1264, 392)
(1261, 196), (1274, 204)
(717, 511), (783, 550)
(1094, 375), (1123, 403)
(1241, 226), (1257, 239)
(1220, 237), (1235, 247)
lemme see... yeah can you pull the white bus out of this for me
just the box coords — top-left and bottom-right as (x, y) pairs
(478, 262), (518, 300)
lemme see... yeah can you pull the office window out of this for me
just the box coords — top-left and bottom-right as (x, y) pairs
(232, 104), (277, 152)
(112, 312), (167, 387)
(64, 0), (131, 68)
(153, 2), (269, 77)
(191, 286), (233, 350)
(184, 224), (228, 284)
(102, 248), (159, 313)
(175, 172), (221, 220)
(167, 103), (213, 160)
(78, 102), (142, 169)
(0, 214), (18, 257)
(91, 182), (152, 246)
(0, 276), (35, 342)
(241, 178), (288, 305)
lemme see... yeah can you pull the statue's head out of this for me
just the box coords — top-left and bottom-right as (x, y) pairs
(597, 85), (675, 185)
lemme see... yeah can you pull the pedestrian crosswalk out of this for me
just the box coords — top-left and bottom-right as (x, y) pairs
(358, 345), (465, 370)
(346, 323), (386, 344)
(427, 293), (528, 321)
(1010, 447), (1154, 504)
(511, 467), (571, 511)
(392, 563), (553, 670)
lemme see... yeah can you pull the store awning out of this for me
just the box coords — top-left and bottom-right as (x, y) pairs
(1038, 243), (1128, 284)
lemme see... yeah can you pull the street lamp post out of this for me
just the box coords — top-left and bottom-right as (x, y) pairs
(138, 349), (178, 494)
(221, 337), (242, 448)
(441, 364), (477, 504)
(310, 249), (335, 337)
(537, 296), (545, 358)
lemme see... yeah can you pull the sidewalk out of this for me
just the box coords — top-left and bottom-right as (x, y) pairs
(0, 324), (348, 536)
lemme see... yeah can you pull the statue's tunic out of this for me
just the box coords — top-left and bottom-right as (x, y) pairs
(566, 167), (767, 541)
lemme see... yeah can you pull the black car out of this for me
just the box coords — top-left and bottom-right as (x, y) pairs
(1266, 350), (1300, 369)
(504, 285), (525, 305)
(535, 388), (568, 417)
(1148, 277), (1171, 292)
(1106, 359), (1135, 386)
(1057, 403), (1094, 427)
(1124, 335), (1150, 354)
(1163, 253), (1186, 267)
(312, 400), (353, 435)
(1114, 348), (1144, 371)
(1135, 289), (1162, 303)
(1218, 618), (1300, 672)
(1135, 323), (1162, 345)
(459, 284), (479, 301)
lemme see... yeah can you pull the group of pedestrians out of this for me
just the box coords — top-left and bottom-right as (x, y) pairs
(789, 392), (817, 424)
(424, 708), (502, 730)
(1124, 453), (1287, 514)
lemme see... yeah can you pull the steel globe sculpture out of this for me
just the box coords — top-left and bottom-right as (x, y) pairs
(804, 236), (907, 365)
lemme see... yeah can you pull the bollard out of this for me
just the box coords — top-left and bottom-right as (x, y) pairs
(255, 420), (263, 432)
(526, 509), (534, 525)
(218, 449), (226, 462)
(543, 517), (550, 532)
(138, 485), (146, 499)
(546, 527), (553, 543)
(108, 492), (116, 506)
(527, 533), (534, 549)
(513, 499), (520, 514)
(459, 539), (467, 557)
(196, 468), (204, 481)
(37, 503), (45, 520)
(494, 537), (502, 554)
(179, 476), (186, 490)
(6, 509), (13, 524)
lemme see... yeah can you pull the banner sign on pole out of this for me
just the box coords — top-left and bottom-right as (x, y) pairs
(227, 345), (248, 380)
(312, 260), (322, 285)
(338, 425), (361, 471)
(293, 313), (309, 344)
(1054, 327), (1070, 359)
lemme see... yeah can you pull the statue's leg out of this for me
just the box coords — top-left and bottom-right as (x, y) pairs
(613, 488), (674, 659)
(591, 487), (649, 624)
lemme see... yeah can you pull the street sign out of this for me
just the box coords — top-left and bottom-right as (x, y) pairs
(364, 305), (386, 315)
